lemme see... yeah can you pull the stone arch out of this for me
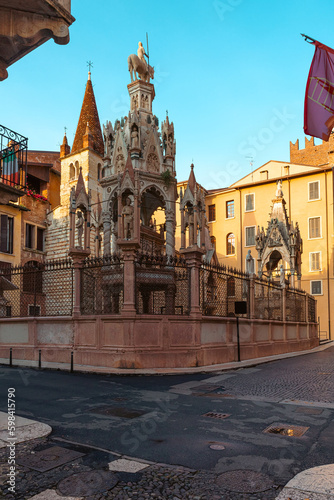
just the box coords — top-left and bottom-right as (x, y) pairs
(140, 185), (166, 226)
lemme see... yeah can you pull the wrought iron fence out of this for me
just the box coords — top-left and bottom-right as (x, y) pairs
(80, 255), (124, 315)
(135, 253), (190, 315)
(254, 279), (283, 321)
(0, 259), (73, 317)
(308, 295), (316, 323)
(200, 263), (250, 318)
(286, 289), (306, 323)
(0, 124), (27, 192)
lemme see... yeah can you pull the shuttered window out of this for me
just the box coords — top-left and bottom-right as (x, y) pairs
(309, 181), (320, 201)
(0, 215), (13, 254)
(310, 252), (321, 271)
(309, 217), (321, 238)
(245, 194), (255, 211)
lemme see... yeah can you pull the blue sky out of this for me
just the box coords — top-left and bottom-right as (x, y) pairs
(1, 0), (333, 189)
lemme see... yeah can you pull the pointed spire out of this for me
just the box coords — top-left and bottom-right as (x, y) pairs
(188, 163), (196, 195)
(60, 131), (70, 158)
(72, 72), (104, 157)
(75, 167), (86, 198)
(122, 152), (135, 184)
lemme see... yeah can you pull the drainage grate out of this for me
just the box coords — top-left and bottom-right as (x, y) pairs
(295, 407), (323, 415)
(16, 446), (85, 472)
(89, 407), (147, 419)
(203, 412), (231, 420)
(263, 423), (309, 437)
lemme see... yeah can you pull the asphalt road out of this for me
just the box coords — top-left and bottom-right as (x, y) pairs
(1, 346), (334, 488)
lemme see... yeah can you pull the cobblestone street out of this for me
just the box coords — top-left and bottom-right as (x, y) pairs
(0, 345), (334, 499)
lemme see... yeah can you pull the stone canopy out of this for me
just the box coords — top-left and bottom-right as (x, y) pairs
(256, 180), (302, 286)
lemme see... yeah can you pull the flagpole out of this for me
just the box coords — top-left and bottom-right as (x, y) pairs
(301, 34), (316, 44)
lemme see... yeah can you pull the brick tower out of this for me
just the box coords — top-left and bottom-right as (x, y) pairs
(45, 71), (104, 259)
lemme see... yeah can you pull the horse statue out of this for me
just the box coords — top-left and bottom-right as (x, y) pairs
(128, 54), (154, 83)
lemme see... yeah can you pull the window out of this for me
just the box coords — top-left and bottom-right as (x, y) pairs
(227, 233), (235, 255)
(309, 181), (320, 201)
(97, 163), (102, 181)
(311, 280), (322, 295)
(26, 174), (41, 194)
(70, 163), (75, 179)
(23, 261), (43, 293)
(28, 305), (41, 317)
(245, 226), (256, 246)
(37, 228), (44, 252)
(0, 215), (13, 254)
(211, 235), (216, 250)
(226, 200), (234, 218)
(310, 252), (321, 271)
(26, 224), (35, 249)
(208, 204), (216, 222)
(309, 217), (321, 238)
(25, 224), (44, 252)
(245, 193), (255, 212)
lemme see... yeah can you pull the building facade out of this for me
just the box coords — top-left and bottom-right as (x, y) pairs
(204, 136), (334, 341)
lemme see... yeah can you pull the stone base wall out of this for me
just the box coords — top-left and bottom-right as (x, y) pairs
(0, 315), (319, 371)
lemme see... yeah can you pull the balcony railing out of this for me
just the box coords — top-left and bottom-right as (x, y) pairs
(0, 124), (28, 193)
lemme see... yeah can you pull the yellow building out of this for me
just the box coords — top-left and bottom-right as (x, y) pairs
(203, 140), (334, 341)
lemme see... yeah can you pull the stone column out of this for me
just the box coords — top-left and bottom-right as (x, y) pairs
(69, 249), (91, 317)
(180, 247), (204, 317)
(165, 208), (175, 257)
(180, 208), (185, 249)
(102, 211), (111, 256)
(249, 275), (255, 319)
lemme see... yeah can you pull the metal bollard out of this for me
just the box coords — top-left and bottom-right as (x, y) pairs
(38, 349), (41, 369)
(9, 348), (12, 367)
(70, 351), (73, 373)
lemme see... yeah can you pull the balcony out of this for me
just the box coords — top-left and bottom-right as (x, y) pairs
(0, 124), (28, 204)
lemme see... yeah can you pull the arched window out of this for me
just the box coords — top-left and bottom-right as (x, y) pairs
(226, 233), (235, 255)
(97, 163), (102, 181)
(75, 161), (80, 177)
(211, 235), (216, 250)
(69, 163), (75, 180)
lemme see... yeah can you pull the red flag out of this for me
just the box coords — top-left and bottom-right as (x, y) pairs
(304, 40), (334, 141)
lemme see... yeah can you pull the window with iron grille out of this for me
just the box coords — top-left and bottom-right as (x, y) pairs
(311, 280), (322, 295)
(0, 214), (13, 254)
(308, 181), (320, 201)
(28, 305), (41, 316)
(245, 193), (255, 212)
(309, 217), (321, 238)
(245, 226), (256, 246)
(310, 252), (321, 271)
(226, 200), (234, 218)
(227, 233), (235, 255)
(208, 204), (216, 222)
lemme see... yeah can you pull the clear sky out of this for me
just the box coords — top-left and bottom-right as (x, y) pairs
(1, 0), (333, 189)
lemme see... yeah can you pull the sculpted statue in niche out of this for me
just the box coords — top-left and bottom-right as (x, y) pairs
(132, 95), (138, 110)
(115, 154), (125, 173)
(141, 94), (149, 109)
(246, 249), (255, 274)
(131, 125), (139, 148)
(76, 210), (84, 248)
(147, 153), (159, 172)
(122, 197), (134, 239)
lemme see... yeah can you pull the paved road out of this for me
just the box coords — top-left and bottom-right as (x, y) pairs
(0, 346), (334, 498)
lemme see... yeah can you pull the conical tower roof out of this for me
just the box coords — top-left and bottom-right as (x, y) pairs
(72, 71), (104, 156)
